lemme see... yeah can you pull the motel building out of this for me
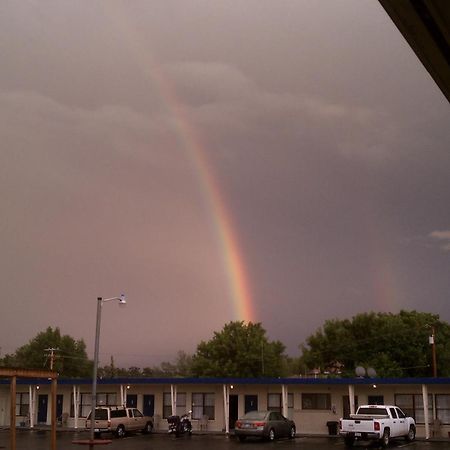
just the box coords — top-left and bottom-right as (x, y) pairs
(1, 376), (450, 439)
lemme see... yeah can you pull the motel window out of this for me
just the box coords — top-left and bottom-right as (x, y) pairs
(368, 395), (384, 405)
(163, 392), (187, 418)
(71, 393), (90, 418)
(71, 392), (118, 418)
(268, 394), (281, 413)
(97, 393), (117, 406)
(302, 393), (331, 410)
(16, 393), (30, 417)
(436, 395), (450, 424)
(267, 393), (294, 416)
(192, 393), (215, 420)
(395, 394), (433, 424)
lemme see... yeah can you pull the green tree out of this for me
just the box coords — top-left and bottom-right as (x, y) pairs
(172, 350), (194, 376)
(299, 311), (450, 377)
(1, 327), (91, 377)
(98, 356), (118, 378)
(191, 321), (287, 377)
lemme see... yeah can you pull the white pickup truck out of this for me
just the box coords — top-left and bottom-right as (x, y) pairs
(339, 404), (415, 447)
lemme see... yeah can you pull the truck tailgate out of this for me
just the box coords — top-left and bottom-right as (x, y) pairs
(341, 418), (375, 433)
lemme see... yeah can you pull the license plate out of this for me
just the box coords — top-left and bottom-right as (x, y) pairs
(94, 428), (100, 432)
(355, 432), (361, 437)
(244, 423), (251, 428)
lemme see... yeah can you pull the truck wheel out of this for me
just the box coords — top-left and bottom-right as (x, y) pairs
(344, 436), (355, 447)
(380, 429), (390, 447)
(143, 422), (153, 434)
(115, 425), (126, 438)
(405, 425), (416, 442)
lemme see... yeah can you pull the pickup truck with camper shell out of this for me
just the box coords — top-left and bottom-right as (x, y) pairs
(85, 406), (153, 438)
(339, 404), (415, 447)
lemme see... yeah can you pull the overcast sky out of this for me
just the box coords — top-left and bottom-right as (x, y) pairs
(1, 0), (449, 368)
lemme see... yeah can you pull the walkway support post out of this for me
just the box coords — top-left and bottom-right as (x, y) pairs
(28, 385), (34, 428)
(10, 376), (16, 450)
(422, 384), (430, 439)
(281, 385), (288, 418)
(73, 385), (79, 428)
(223, 384), (230, 435)
(170, 384), (177, 416)
(51, 378), (57, 450)
(348, 385), (356, 415)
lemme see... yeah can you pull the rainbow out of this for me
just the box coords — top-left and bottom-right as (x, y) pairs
(103, 5), (256, 322)
(162, 88), (256, 323)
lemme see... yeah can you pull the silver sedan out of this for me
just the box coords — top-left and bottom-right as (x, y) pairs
(234, 410), (296, 442)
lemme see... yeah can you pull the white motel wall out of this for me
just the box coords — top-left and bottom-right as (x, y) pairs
(1, 377), (449, 439)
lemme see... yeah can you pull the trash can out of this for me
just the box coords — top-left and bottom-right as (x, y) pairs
(326, 421), (339, 435)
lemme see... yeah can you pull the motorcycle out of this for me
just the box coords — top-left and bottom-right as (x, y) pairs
(167, 410), (192, 437)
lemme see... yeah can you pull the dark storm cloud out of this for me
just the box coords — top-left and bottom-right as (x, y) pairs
(1, 0), (449, 365)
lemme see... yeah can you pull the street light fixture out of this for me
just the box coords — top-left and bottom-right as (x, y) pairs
(90, 294), (126, 443)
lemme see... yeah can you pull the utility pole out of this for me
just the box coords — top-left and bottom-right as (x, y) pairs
(45, 348), (59, 371)
(261, 341), (264, 376)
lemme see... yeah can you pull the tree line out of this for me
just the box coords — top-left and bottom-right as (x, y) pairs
(1, 311), (449, 378)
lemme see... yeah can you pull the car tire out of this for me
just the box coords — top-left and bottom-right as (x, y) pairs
(380, 429), (390, 448)
(289, 426), (296, 439)
(268, 428), (275, 441)
(115, 425), (126, 438)
(143, 422), (153, 434)
(405, 425), (415, 442)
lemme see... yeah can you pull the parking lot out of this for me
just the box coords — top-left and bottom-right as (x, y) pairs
(1, 430), (449, 450)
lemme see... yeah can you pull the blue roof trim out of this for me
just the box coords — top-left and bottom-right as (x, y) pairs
(2, 376), (450, 386)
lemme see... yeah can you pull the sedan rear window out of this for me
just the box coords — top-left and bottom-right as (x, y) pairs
(243, 411), (267, 420)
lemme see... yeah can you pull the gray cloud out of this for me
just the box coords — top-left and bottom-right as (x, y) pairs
(429, 231), (450, 252)
(1, 1), (449, 365)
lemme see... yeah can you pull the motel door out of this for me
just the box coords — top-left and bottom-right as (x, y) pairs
(56, 394), (64, 420)
(229, 395), (239, 429)
(343, 395), (358, 419)
(38, 395), (48, 423)
(143, 395), (155, 417)
(126, 394), (137, 408)
(245, 395), (258, 413)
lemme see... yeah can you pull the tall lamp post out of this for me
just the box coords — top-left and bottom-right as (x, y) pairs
(429, 325), (437, 378)
(90, 295), (126, 443)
